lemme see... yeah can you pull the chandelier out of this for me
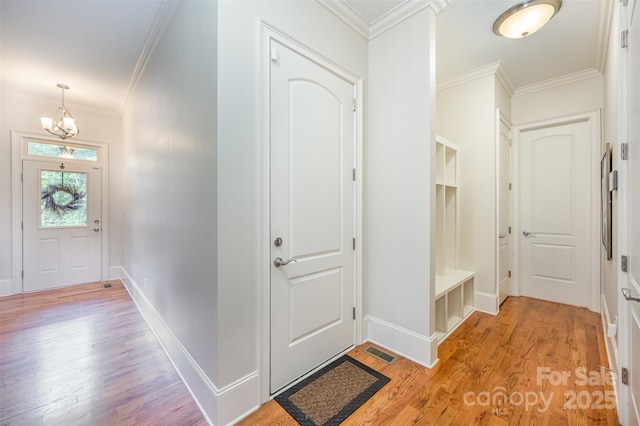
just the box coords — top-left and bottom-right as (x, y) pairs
(41, 83), (79, 140)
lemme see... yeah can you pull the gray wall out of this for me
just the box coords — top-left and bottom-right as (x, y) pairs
(121, 0), (218, 381)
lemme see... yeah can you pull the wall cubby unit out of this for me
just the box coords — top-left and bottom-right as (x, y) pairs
(435, 136), (475, 343)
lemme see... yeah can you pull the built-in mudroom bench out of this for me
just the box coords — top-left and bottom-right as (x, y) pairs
(434, 136), (475, 343)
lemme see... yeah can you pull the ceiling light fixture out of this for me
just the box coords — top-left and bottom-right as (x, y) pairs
(493, 0), (562, 39)
(41, 83), (79, 140)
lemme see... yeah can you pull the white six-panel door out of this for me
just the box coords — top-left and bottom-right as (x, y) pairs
(22, 160), (102, 291)
(519, 119), (592, 307)
(269, 39), (356, 393)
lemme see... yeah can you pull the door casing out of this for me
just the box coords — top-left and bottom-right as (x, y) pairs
(10, 131), (110, 295)
(511, 111), (601, 313)
(496, 109), (512, 305)
(259, 22), (364, 402)
(617, 0), (640, 423)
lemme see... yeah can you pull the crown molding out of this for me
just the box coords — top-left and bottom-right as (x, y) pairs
(315, 0), (369, 39)
(595, 0), (614, 73)
(437, 61), (513, 95)
(369, 1), (431, 39)
(495, 62), (515, 97)
(429, 0), (450, 14)
(317, 0), (448, 41)
(512, 68), (603, 97)
(117, 0), (180, 116)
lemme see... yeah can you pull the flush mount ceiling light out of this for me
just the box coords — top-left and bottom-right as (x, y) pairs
(493, 0), (562, 39)
(41, 83), (79, 140)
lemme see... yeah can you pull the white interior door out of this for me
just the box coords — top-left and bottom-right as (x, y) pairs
(519, 119), (592, 307)
(23, 160), (102, 291)
(269, 39), (356, 393)
(498, 114), (511, 305)
(621, 0), (640, 423)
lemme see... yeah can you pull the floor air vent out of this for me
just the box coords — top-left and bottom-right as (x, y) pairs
(103, 283), (113, 288)
(365, 346), (396, 364)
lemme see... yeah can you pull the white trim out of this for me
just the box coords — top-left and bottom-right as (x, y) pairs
(595, 0), (615, 74)
(10, 130), (110, 296)
(511, 111), (601, 312)
(123, 269), (263, 426)
(117, 0), (179, 117)
(513, 68), (603, 98)
(316, 0), (447, 41)
(364, 315), (439, 368)
(120, 270), (215, 425)
(259, 21), (365, 404)
(437, 61), (514, 95)
(315, 0), (369, 39)
(600, 294), (620, 390)
(495, 109), (513, 307)
(368, 0), (431, 39)
(474, 291), (499, 315)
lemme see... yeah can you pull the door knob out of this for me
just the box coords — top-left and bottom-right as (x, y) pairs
(274, 257), (297, 268)
(622, 288), (640, 302)
(93, 227), (100, 232)
(523, 231), (536, 237)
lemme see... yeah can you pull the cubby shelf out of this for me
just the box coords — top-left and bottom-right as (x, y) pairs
(435, 136), (476, 344)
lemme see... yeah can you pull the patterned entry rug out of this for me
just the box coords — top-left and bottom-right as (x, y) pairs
(275, 355), (390, 425)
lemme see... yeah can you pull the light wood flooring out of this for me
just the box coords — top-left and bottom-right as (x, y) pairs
(0, 280), (207, 425)
(1, 282), (619, 425)
(241, 297), (619, 425)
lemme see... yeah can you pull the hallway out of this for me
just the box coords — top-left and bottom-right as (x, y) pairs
(0, 281), (206, 425)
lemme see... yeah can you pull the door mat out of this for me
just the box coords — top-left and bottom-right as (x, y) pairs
(275, 355), (390, 425)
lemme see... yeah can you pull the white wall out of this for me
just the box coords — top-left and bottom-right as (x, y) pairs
(366, 9), (437, 367)
(217, 0), (367, 422)
(0, 94), (123, 295)
(512, 76), (604, 125)
(120, 0), (219, 421)
(436, 75), (497, 303)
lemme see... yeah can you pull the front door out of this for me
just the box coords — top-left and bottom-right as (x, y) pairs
(23, 159), (102, 291)
(269, 39), (356, 393)
(519, 119), (592, 307)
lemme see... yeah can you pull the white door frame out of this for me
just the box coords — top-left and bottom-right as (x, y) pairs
(511, 111), (601, 312)
(259, 21), (364, 402)
(11, 130), (110, 295)
(617, 0), (638, 423)
(495, 109), (512, 304)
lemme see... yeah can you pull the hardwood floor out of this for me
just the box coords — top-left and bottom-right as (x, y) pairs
(240, 297), (619, 425)
(0, 280), (207, 425)
(0, 284), (618, 426)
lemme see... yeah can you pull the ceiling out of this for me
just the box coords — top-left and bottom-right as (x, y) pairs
(345, 0), (608, 89)
(0, 0), (163, 117)
(0, 0), (609, 117)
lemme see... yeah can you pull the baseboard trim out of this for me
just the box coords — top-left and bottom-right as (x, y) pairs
(600, 294), (620, 410)
(475, 291), (499, 315)
(217, 372), (260, 425)
(120, 268), (260, 426)
(363, 315), (438, 368)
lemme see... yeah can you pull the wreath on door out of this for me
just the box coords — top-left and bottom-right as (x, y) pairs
(41, 183), (86, 215)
